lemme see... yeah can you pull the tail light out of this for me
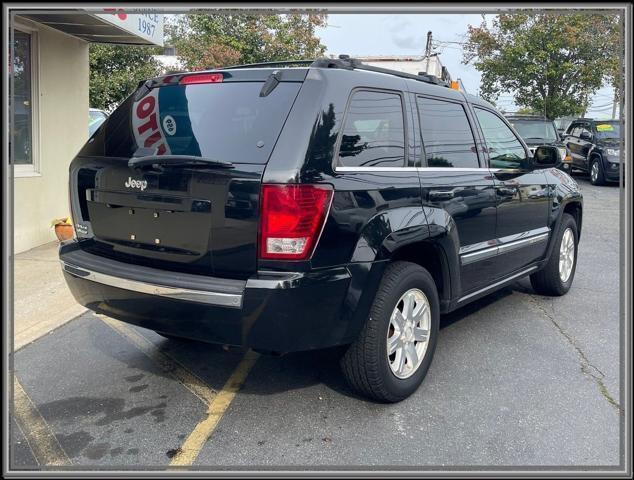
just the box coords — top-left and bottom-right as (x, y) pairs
(259, 184), (333, 260)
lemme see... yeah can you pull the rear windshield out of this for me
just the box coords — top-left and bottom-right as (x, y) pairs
(509, 120), (558, 143)
(80, 81), (302, 164)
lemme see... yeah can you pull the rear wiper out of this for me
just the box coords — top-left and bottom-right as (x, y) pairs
(259, 70), (282, 97)
(128, 155), (234, 169)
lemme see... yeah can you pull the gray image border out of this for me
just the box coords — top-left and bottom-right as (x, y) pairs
(3, 2), (631, 477)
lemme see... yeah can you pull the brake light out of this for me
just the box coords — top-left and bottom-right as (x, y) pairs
(259, 184), (333, 260)
(179, 73), (224, 85)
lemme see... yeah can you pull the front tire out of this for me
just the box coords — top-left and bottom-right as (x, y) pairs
(340, 261), (440, 402)
(530, 213), (578, 296)
(590, 157), (606, 185)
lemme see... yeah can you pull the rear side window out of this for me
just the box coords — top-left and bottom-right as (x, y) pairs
(416, 97), (479, 168)
(79, 81), (302, 164)
(337, 90), (406, 168)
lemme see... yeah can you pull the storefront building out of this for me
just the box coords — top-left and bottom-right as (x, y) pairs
(11, 9), (163, 253)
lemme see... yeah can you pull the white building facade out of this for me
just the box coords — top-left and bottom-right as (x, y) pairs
(11, 9), (163, 253)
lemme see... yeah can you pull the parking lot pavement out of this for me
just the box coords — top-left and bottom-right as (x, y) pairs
(11, 175), (623, 470)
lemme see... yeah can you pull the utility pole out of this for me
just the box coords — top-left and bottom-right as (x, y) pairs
(611, 87), (618, 119)
(423, 31), (433, 75)
(424, 31), (433, 57)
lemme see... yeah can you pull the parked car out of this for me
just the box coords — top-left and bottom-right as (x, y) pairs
(89, 108), (108, 137)
(505, 114), (571, 173)
(60, 57), (583, 402)
(563, 118), (622, 185)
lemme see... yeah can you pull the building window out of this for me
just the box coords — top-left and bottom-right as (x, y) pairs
(337, 90), (406, 168)
(11, 26), (39, 176)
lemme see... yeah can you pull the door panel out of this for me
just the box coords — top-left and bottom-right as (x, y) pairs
(472, 107), (551, 278)
(413, 95), (497, 294)
(419, 170), (498, 293)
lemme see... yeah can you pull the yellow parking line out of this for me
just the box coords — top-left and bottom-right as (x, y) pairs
(169, 350), (260, 467)
(13, 376), (70, 466)
(98, 315), (217, 406)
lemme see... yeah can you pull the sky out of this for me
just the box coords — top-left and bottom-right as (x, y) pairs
(315, 14), (619, 119)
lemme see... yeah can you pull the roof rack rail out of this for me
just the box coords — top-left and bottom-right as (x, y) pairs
(223, 59), (315, 69)
(314, 55), (448, 87)
(221, 55), (451, 88)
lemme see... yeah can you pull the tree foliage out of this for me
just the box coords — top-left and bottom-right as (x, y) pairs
(89, 44), (161, 111)
(167, 13), (328, 70)
(463, 13), (622, 119)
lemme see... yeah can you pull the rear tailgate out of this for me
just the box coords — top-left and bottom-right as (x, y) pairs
(70, 68), (307, 279)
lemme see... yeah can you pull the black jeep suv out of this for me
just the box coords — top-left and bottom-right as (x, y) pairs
(505, 114), (571, 173)
(563, 118), (623, 185)
(61, 57), (583, 402)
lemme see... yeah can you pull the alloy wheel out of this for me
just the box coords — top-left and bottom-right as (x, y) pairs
(387, 288), (431, 379)
(559, 227), (575, 283)
(591, 162), (599, 183)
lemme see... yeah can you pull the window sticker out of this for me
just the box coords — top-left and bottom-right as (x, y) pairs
(162, 115), (177, 136)
(596, 124), (615, 132)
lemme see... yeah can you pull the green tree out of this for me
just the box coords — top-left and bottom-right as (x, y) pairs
(89, 44), (161, 111)
(515, 106), (538, 115)
(167, 13), (327, 70)
(463, 13), (622, 119)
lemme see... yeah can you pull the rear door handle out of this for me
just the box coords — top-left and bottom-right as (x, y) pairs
(497, 186), (517, 198)
(429, 190), (455, 201)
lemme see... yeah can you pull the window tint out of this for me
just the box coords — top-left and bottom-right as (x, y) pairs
(337, 90), (405, 167)
(80, 81), (302, 164)
(416, 97), (479, 168)
(474, 108), (527, 169)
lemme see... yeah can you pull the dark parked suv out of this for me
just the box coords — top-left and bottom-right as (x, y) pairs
(563, 118), (623, 185)
(505, 114), (571, 173)
(60, 57), (583, 402)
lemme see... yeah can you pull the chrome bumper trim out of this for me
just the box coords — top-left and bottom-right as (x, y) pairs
(61, 261), (243, 308)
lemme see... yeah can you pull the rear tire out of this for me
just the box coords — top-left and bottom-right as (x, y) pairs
(530, 213), (578, 296)
(589, 157), (605, 185)
(340, 261), (440, 403)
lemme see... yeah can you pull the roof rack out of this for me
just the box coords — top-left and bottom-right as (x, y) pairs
(223, 59), (315, 69)
(315, 55), (448, 87)
(221, 55), (450, 88)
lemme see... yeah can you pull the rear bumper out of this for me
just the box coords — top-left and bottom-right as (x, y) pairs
(60, 242), (354, 353)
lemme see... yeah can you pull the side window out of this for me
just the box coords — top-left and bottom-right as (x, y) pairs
(337, 90), (406, 168)
(474, 108), (527, 169)
(416, 97), (479, 168)
(579, 123), (592, 139)
(567, 123), (579, 137)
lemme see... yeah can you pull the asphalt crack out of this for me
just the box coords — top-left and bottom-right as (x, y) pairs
(523, 293), (622, 414)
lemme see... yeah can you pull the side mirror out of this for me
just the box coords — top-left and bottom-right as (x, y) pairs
(532, 145), (560, 169)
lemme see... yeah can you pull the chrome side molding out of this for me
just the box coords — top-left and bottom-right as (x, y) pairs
(61, 262), (243, 308)
(460, 228), (550, 266)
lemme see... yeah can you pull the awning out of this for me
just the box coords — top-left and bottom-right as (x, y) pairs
(16, 10), (164, 46)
